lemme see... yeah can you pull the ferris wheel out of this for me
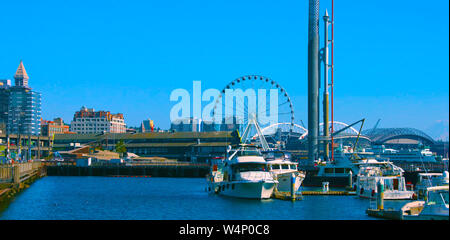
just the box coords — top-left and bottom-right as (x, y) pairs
(211, 75), (295, 145)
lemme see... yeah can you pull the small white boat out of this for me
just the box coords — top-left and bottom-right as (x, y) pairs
(356, 159), (415, 200)
(263, 151), (305, 193)
(206, 144), (278, 199)
(401, 186), (449, 220)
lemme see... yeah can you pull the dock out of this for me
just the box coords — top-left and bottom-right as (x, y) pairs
(272, 191), (303, 201)
(302, 190), (356, 195)
(366, 208), (403, 220)
(1, 162), (47, 208)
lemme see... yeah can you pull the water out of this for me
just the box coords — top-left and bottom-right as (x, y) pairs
(0, 176), (404, 220)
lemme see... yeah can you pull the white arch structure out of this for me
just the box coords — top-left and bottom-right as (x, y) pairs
(252, 122), (308, 140)
(252, 121), (360, 141)
(319, 121), (360, 135)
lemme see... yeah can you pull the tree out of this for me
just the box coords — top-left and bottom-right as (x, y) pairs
(115, 139), (127, 158)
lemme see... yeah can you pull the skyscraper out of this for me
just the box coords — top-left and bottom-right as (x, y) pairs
(6, 61), (42, 136)
(14, 61), (29, 87)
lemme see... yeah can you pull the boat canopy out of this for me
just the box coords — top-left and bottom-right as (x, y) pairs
(427, 185), (449, 192)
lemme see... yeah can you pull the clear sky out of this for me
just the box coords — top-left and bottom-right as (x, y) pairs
(0, 0), (448, 137)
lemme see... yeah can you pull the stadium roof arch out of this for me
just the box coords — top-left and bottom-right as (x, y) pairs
(362, 128), (435, 145)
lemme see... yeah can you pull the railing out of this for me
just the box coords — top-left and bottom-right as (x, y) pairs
(0, 162), (43, 184)
(0, 165), (13, 183)
(396, 163), (448, 172)
(42, 162), (76, 167)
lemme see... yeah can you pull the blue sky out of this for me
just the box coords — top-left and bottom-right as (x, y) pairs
(0, 0), (448, 135)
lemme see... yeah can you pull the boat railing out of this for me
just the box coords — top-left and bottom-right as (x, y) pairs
(238, 171), (272, 181)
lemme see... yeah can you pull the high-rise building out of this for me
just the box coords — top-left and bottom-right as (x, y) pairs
(14, 61), (29, 87)
(70, 106), (126, 134)
(6, 61), (42, 136)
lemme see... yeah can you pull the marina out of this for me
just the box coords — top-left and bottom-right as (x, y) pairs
(0, 0), (448, 225)
(0, 176), (382, 220)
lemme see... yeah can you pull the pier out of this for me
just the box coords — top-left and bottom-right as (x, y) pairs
(0, 162), (47, 208)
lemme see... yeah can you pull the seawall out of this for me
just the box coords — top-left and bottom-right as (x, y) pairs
(46, 164), (210, 178)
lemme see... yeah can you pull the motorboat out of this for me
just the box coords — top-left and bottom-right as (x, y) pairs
(263, 150), (306, 193)
(310, 149), (365, 187)
(356, 159), (415, 200)
(401, 185), (449, 220)
(206, 144), (278, 199)
(415, 171), (449, 199)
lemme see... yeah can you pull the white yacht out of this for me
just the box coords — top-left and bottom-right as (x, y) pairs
(263, 151), (305, 193)
(401, 185), (449, 220)
(415, 171), (449, 199)
(356, 160), (415, 200)
(367, 145), (437, 163)
(206, 144), (278, 199)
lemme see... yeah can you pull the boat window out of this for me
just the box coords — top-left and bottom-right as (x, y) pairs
(325, 168), (334, 174)
(335, 168), (344, 174)
(281, 164), (289, 170)
(236, 163), (268, 172)
(289, 165), (297, 170)
(271, 164), (281, 170)
(273, 152), (285, 159)
(427, 191), (449, 205)
(236, 150), (262, 156)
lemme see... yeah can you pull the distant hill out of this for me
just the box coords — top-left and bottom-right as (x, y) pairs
(425, 120), (449, 141)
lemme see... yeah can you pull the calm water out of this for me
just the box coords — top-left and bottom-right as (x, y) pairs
(0, 176), (406, 220)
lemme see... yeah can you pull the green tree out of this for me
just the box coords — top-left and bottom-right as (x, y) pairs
(115, 139), (127, 158)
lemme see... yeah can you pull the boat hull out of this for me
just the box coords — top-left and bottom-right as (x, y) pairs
(209, 181), (276, 199)
(358, 190), (415, 200)
(274, 172), (304, 192)
(403, 214), (449, 220)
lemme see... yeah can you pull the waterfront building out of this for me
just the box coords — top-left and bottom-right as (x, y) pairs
(170, 117), (200, 132)
(70, 106), (126, 134)
(41, 118), (70, 137)
(52, 131), (239, 162)
(140, 119), (154, 133)
(6, 61), (42, 136)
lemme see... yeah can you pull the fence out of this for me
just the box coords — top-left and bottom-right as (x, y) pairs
(0, 162), (43, 184)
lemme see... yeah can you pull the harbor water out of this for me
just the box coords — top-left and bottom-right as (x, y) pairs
(0, 176), (408, 220)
